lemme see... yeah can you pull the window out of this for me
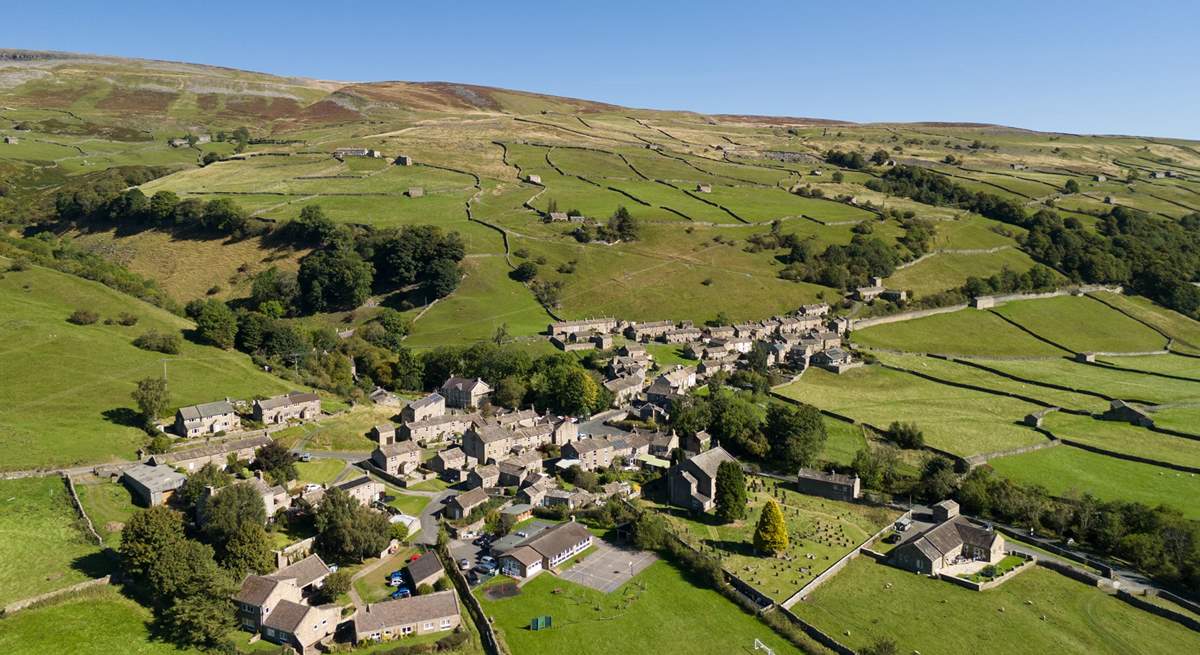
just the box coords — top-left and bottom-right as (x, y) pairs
(441, 619), (452, 628)
(423, 622), (433, 630)
(402, 626), (413, 635)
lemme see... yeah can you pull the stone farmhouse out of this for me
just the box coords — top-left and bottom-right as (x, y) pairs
(498, 450), (542, 486)
(395, 154), (414, 165)
(796, 468), (861, 501)
(262, 601), (339, 653)
(122, 463), (186, 506)
(604, 374), (644, 406)
(429, 447), (469, 479)
(681, 430), (712, 456)
(174, 400), (238, 437)
(445, 487), (489, 519)
(526, 174), (542, 184)
(3, 135), (19, 144)
(400, 413), (480, 445)
(550, 330), (611, 351)
(372, 439), (422, 477)
(334, 147), (381, 158)
(462, 416), (577, 464)
(810, 348), (861, 374)
(234, 554), (336, 652)
(497, 519), (594, 579)
(372, 423), (398, 445)
(252, 391), (321, 425)
(660, 326), (704, 344)
(439, 377), (491, 409)
(668, 447), (738, 512)
(402, 393), (446, 423)
(889, 500), (1006, 576)
(243, 472), (292, 518)
(352, 590), (461, 643)
(562, 437), (616, 471)
(468, 464), (501, 489)
(798, 303), (831, 317)
(335, 477), (384, 506)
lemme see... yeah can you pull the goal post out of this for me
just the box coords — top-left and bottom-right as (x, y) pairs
(754, 638), (775, 655)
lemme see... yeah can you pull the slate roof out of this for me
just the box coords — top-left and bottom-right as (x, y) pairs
(256, 391), (319, 411)
(262, 599), (313, 633)
(355, 590), (460, 633)
(235, 575), (286, 606)
(155, 435), (271, 464)
(272, 554), (330, 589)
(450, 487), (488, 510)
(516, 521), (593, 560)
(123, 463), (186, 493)
(409, 393), (444, 410)
(178, 400), (235, 420)
(503, 545), (543, 566)
(406, 553), (444, 583)
(683, 446), (736, 478)
(378, 440), (421, 457)
(441, 377), (491, 394)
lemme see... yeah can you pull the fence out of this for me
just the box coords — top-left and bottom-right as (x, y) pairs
(2, 575), (112, 616)
(1115, 591), (1200, 633)
(772, 606), (857, 655)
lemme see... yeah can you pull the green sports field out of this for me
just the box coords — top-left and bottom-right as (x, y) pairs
(477, 560), (801, 655)
(790, 557), (1200, 655)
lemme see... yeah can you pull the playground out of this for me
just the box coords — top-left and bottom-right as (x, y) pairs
(556, 539), (658, 593)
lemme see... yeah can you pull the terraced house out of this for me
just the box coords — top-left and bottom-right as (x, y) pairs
(352, 590), (462, 643)
(252, 391), (321, 425)
(174, 399), (238, 437)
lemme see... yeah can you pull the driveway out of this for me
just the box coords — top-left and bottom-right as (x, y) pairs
(556, 539), (657, 593)
(413, 490), (455, 546)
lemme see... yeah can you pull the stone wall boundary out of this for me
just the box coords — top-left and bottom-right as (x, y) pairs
(936, 554), (1036, 592)
(62, 473), (102, 546)
(1115, 591), (1200, 633)
(773, 606), (857, 655)
(1, 575), (112, 616)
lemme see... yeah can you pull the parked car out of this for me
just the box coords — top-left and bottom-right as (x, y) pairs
(479, 555), (497, 567)
(390, 587), (411, 599)
(408, 553), (422, 562)
(299, 452), (313, 462)
(472, 564), (494, 575)
(458, 558), (471, 570)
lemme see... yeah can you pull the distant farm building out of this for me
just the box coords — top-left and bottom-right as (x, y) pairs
(796, 468), (861, 501)
(334, 147), (382, 158)
(407, 187), (424, 198)
(526, 174), (542, 184)
(174, 400), (238, 437)
(696, 183), (712, 193)
(252, 391), (320, 425)
(395, 154), (413, 166)
(1093, 174), (1107, 182)
(3, 135), (19, 144)
(888, 500), (1005, 576)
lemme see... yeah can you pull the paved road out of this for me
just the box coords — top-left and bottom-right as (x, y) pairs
(413, 490), (455, 546)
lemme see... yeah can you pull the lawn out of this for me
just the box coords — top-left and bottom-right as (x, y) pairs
(1039, 412), (1200, 469)
(74, 477), (140, 546)
(987, 445), (1200, 519)
(968, 357), (1200, 406)
(294, 459), (348, 485)
(274, 404), (397, 452)
(775, 366), (1048, 457)
(959, 554), (1026, 582)
(993, 296), (1167, 353)
(407, 477), (453, 492)
(0, 261), (293, 471)
(0, 585), (204, 655)
(819, 418), (868, 466)
(352, 547), (421, 604)
(648, 479), (896, 602)
(0, 477), (108, 606)
(385, 489), (432, 516)
(790, 558), (1200, 655)
(852, 308), (1070, 357)
(642, 342), (697, 368)
(478, 560), (802, 655)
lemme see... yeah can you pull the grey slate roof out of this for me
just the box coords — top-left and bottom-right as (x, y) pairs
(355, 590), (460, 633)
(262, 599), (312, 633)
(234, 575), (285, 606)
(256, 391), (320, 411)
(272, 554), (330, 589)
(123, 463), (186, 493)
(409, 393), (444, 409)
(405, 552), (444, 583)
(178, 400), (235, 420)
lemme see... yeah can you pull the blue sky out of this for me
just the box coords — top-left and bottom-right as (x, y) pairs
(8, 1), (1199, 138)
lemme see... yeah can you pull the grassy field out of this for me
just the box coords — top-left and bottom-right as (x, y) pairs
(1147, 405), (1200, 434)
(993, 296), (1167, 353)
(477, 560), (802, 655)
(351, 546), (421, 604)
(790, 557), (1200, 655)
(776, 366), (1048, 456)
(0, 262), (293, 470)
(874, 352), (1108, 413)
(0, 477), (107, 606)
(648, 479), (896, 602)
(987, 446), (1200, 518)
(819, 418), (868, 466)
(1089, 292), (1200, 354)
(74, 477), (140, 546)
(852, 309), (1071, 357)
(886, 248), (1050, 297)
(1039, 412), (1200, 469)
(294, 459), (348, 485)
(0, 585), (204, 655)
(968, 357), (1200, 406)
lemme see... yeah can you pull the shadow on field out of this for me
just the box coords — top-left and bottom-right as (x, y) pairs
(102, 406), (144, 429)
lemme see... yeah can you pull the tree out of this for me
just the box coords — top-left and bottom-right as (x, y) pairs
(199, 198), (246, 234)
(1064, 179), (1080, 194)
(511, 261), (538, 282)
(202, 482), (267, 549)
(254, 441), (298, 486)
(753, 498), (789, 555)
(148, 538), (221, 598)
(131, 377), (170, 429)
(606, 206), (639, 241)
(918, 456), (959, 502)
(290, 204), (341, 246)
(319, 569), (352, 603)
(220, 521), (275, 578)
(314, 487), (392, 563)
(493, 376), (527, 409)
(714, 460), (747, 522)
(423, 258), (461, 299)
(887, 421), (924, 449)
(159, 570), (236, 648)
(176, 462), (232, 509)
(766, 402), (827, 471)
(861, 638), (899, 655)
(191, 299), (238, 349)
(148, 191), (180, 224)
(120, 506), (186, 578)
(298, 247), (374, 312)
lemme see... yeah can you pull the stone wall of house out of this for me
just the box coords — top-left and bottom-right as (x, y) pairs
(2, 575), (111, 616)
(936, 555), (1036, 592)
(275, 536), (316, 569)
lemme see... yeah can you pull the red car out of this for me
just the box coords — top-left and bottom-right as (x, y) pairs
(408, 553), (422, 562)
